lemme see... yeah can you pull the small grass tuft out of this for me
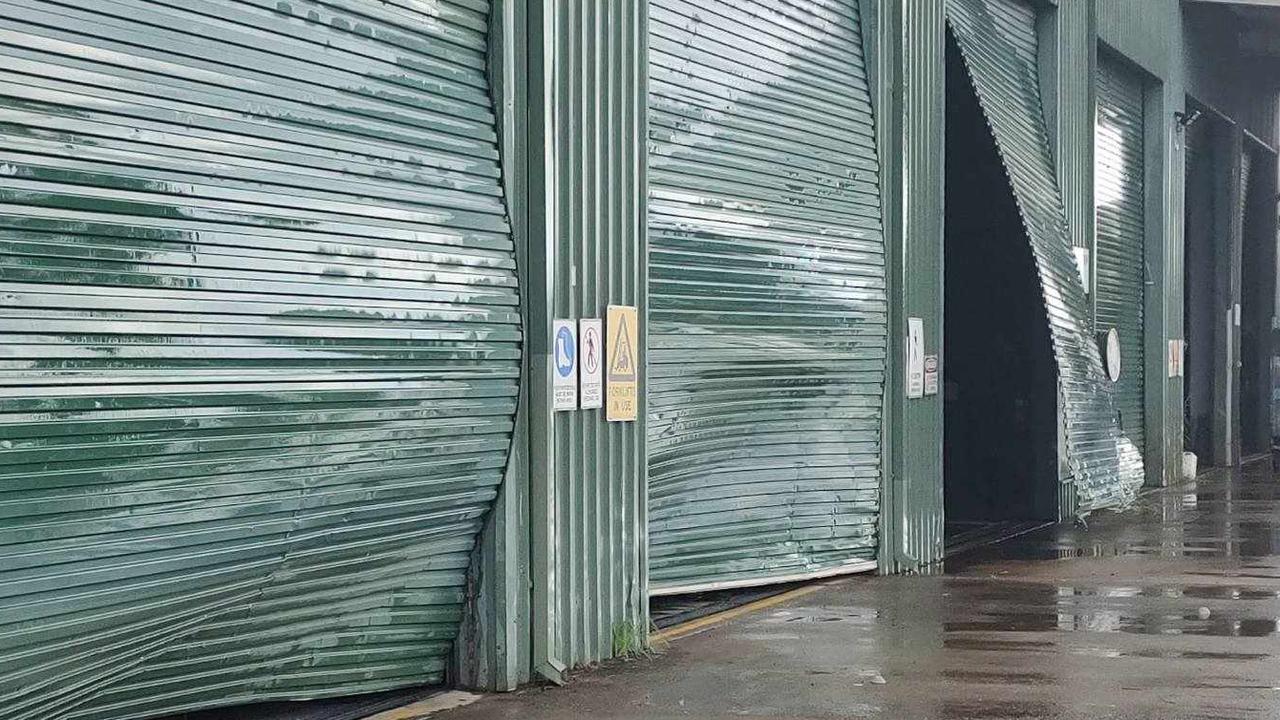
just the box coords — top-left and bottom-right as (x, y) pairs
(611, 621), (650, 659)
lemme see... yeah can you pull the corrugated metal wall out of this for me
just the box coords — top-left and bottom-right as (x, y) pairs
(455, 0), (532, 692)
(0, 1), (519, 718)
(877, 0), (947, 573)
(946, 0), (1145, 514)
(1097, 0), (1176, 83)
(1095, 55), (1148, 456)
(528, 0), (650, 676)
(646, 0), (885, 593)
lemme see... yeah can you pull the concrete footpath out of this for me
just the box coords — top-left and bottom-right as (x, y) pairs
(434, 462), (1280, 720)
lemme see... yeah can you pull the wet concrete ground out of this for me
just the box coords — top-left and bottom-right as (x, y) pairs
(437, 462), (1280, 719)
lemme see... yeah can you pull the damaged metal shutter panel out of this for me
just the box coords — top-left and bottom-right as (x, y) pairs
(946, 0), (1144, 514)
(0, 1), (518, 718)
(647, 0), (886, 593)
(1095, 57), (1147, 456)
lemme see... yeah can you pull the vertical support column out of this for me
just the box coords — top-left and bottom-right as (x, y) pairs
(1144, 3), (1186, 487)
(876, 0), (945, 573)
(458, 0), (532, 691)
(524, 0), (649, 680)
(1212, 126), (1244, 467)
(1162, 13), (1187, 486)
(1036, 5), (1061, 158)
(1142, 81), (1175, 486)
(526, 0), (563, 685)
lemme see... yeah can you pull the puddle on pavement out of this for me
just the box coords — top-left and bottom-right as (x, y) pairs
(938, 700), (1056, 719)
(946, 611), (1279, 637)
(941, 669), (1054, 685)
(761, 606), (879, 625)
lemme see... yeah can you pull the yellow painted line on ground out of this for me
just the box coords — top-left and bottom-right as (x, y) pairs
(359, 691), (483, 720)
(650, 583), (829, 644)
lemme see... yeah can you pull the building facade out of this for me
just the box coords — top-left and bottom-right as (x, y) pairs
(0, 1), (1276, 718)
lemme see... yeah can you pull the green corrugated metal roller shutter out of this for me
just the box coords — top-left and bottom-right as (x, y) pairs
(946, 0), (1144, 514)
(1094, 56), (1147, 456)
(647, 0), (885, 593)
(0, 2), (518, 719)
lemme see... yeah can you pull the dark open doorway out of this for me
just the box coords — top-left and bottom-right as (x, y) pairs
(1182, 106), (1218, 466)
(1240, 143), (1278, 457)
(1183, 109), (1277, 466)
(943, 34), (1059, 542)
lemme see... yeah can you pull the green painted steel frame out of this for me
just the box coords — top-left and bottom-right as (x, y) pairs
(462, 0), (650, 689)
(872, 0), (947, 573)
(457, 0), (533, 692)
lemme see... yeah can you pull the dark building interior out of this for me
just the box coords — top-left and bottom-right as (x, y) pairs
(1182, 110), (1218, 465)
(943, 35), (1059, 531)
(1240, 142), (1278, 457)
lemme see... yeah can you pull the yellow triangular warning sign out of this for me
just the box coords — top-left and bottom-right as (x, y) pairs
(605, 305), (638, 422)
(608, 314), (636, 382)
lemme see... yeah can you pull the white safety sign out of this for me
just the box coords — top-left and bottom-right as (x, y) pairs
(924, 354), (939, 396)
(907, 317), (924, 399)
(552, 319), (578, 411)
(1169, 339), (1185, 378)
(579, 318), (603, 409)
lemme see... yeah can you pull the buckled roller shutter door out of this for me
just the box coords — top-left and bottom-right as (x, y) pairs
(946, 0), (1144, 514)
(0, 2), (518, 718)
(647, 0), (886, 593)
(1095, 56), (1146, 456)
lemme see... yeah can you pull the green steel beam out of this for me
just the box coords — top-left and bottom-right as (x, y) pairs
(458, 0), (533, 691)
(1213, 124), (1245, 466)
(876, 0), (947, 573)
(525, 0), (565, 685)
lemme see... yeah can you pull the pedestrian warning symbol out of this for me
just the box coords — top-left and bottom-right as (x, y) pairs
(579, 318), (603, 409)
(606, 305), (638, 422)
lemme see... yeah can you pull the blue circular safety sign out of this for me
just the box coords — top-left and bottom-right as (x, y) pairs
(555, 325), (576, 378)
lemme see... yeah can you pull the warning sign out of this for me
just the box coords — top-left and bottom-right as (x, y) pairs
(579, 318), (603, 409)
(606, 305), (638, 422)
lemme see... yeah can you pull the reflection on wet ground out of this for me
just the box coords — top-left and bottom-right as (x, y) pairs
(439, 463), (1280, 719)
